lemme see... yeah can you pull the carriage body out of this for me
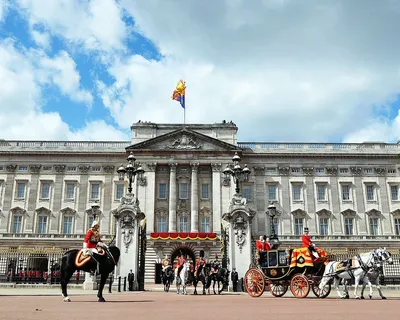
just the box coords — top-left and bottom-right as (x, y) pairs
(244, 248), (331, 299)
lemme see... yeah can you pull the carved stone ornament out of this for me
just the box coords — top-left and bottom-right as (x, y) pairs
(79, 165), (90, 174)
(146, 163), (157, 172)
(325, 167), (338, 175)
(253, 166), (265, 176)
(138, 176), (147, 187)
(233, 215), (247, 253)
(211, 163), (222, 172)
(120, 192), (140, 206)
(222, 176), (231, 187)
(103, 165), (115, 174)
(278, 167), (290, 175)
(374, 167), (386, 175)
(230, 193), (248, 206)
(29, 165), (41, 174)
(350, 167), (362, 175)
(190, 162), (199, 172)
(6, 165), (17, 173)
(302, 167), (314, 176)
(167, 134), (202, 149)
(54, 165), (66, 174)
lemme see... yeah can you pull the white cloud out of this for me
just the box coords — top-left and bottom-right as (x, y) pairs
(15, 0), (127, 52)
(31, 29), (51, 49)
(67, 120), (128, 141)
(38, 51), (93, 105)
(0, 38), (126, 140)
(0, 0), (7, 22)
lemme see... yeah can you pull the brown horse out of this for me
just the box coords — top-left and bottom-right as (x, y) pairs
(60, 245), (120, 302)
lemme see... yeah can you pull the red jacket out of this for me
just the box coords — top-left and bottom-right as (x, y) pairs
(302, 234), (312, 248)
(263, 242), (271, 251)
(84, 228), (102, 249)
(177, 257), (187, 268)
(256, 240), (264, 252)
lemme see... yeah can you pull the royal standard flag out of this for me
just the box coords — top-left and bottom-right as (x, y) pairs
(172, 79), (186, 109)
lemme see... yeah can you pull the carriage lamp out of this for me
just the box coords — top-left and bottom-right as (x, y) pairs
(267, 204), (280, 248)
(223, 152), (251, 194)
(117, 152), (145, 194)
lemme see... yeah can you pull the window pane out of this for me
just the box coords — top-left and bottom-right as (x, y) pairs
(200, 217), (211, 232)
(115, 184), (124, 200)
(91, 184), (100, 199)
(201, 184), (209, 199)
(243, 187), (252, 201)
(180, 216), (189, 232)
(41, 183), (50, 199)
(391, 186), (398, 201)
(87, 215), (94, 230)
(66, 184), (75, 199)
(159, 183), (167, 199)
(294, 218), (303, 236)
(157, 217), (167, 232)
(395, 218), (400, 235)
(63, 216), (73, 234)
(344, 218), (353, 235)
(293, 186), (301, 201)
(366, 185), (374, 201)
(317, 185), (326, 201)
(268, 185), (276, 201)
(13, 216), (22, 233)
(342, 186), (350, 200)
(179, 183), (188, 199)
(273, 218), (279, 235)
(17, 183), (25, 198)
(38, 216), (47, 234)
(319, 218), (329, 235)
(369, 218), (379, 235)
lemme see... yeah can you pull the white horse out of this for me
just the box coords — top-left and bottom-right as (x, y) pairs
(318, 248), (390, 299)
(175, 261), (191, 295)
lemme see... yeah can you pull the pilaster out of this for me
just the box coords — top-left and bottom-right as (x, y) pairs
(144, 163), (157, 233)
(1, 165), (17, 233)
(52, 165), (65, 233)
(168, 163), (177, 232)
(211, 163), (222, 233)
(190, 163), (199, 232)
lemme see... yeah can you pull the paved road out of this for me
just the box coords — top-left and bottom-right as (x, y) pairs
(0, 290), (399, 320)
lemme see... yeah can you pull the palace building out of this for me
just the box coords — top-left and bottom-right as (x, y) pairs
(1, 121), (400, 283)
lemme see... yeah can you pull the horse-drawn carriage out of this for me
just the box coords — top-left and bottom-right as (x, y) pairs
(244, 247), (331, 298)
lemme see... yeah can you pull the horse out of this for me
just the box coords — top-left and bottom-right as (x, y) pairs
(175, 261), (191, 295)
(208, 266), (230, 295)
(161, 266), (174, 292)
(318, 248), (392, 299)
(60, 245), (120, 302)
(193, 263), (210, 295)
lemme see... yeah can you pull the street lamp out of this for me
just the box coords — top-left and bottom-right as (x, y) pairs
(91, 202), (100, 221)
(117, 152), (145, 194)
(223, 152), (251, 194)
(267, 204), (280, 249)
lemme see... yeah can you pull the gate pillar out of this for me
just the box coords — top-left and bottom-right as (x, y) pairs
(112, 193), (145, 291)
(222, 194), (256, 283)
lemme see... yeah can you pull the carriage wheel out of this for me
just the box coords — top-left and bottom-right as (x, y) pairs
(290, 274), (310, 298)
(311, 278), (331, 299)
(244, 268), (265, 298)
(268, 280), (289, 297)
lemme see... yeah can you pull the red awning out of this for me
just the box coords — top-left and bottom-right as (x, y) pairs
(150, 232), (217, 241)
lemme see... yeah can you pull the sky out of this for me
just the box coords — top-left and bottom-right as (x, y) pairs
(1, 0), (400, 143)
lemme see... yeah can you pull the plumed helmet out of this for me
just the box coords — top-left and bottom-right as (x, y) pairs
(304, 227), (309, 232)
(91, 220), (99, 228)
(200, 250), (205, 258)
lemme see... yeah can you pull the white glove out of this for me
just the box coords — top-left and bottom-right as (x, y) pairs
(98, 242), (108, 248)
(83, 242), (87, 249)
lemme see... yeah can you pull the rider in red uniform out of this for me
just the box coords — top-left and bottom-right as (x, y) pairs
(194, 250), (207, 277)
(302, 227), (318, 258)
(176, 252), (187, 276)
(83, 221), (106, 274)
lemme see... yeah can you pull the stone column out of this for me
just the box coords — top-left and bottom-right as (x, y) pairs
(354, 176), (367, 235)
(211, 163), (222, 234)
(190, 163), (199, 232)
(102, 165), (115, 235)
(378, 174), (391, 235)
(168, 163), (177, 232)
(52, 165), (65, 233)
(27, 165), (41, 232)
(0, 165), (17, 233)
(144, 163), (157, 233)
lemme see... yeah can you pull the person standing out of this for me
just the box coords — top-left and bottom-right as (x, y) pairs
(128, 269), (134, 291)
(231, 268), (239, 292)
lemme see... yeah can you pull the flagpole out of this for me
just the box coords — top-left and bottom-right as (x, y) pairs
(183, 94), (186, 126)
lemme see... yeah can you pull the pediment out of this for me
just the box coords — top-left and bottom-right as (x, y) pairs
(126, 128), (240, 152)
(391, 209), (400, 217)
(60, 207), (77, 215)
(341, 209), (356, 217)
(316, 209), (331, 217)
(10, 206), (27, 215)
(35, 207), (51, 215)
(365, 209), (381, 217)
(291, 209), (307, 218)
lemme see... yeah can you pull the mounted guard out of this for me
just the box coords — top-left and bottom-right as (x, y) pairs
(210, 254), (220, 275)
(195, 250), (207, 277)
(83, 220), (108, 274)
(175, 252), (187, 277)
(162, 254), (172, 273)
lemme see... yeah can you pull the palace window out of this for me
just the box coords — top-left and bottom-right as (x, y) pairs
(37, 216), (48, 234)
(272, 217), (279, 235)
(319, 218), (329, 235)
(16, 182), (25, 199)
(200, 217), (211, 232)
(115, 184), (124, 200)
(13, 215), (22, 233)
(63, 216), (73, 234)
(157, 217), (167, 232)
(315, 168), (325, 174)
(339, 168), (348, 174)
(18, 166), (28, 172)
(243, 186), (253, 201)
(364, 168), (373, 174)
(158, 183), (167, 199)
(292, 184), (302, 201)
(90, 183), (100, 200)
(87, 215), (95, 230)
(341, 185), (350, 201)
(41, 182), (50, 200)
(179, 183), (188, 199)
(388, 169), (397, 174)
(179, 216), (189, 232)
(317, 185), (326, 201)
(294, 218), (304, 236)
(391, 185), (399, 201)
(394, 218), (400, 235)
(369, 217), (379, 235)
(344, 218), (354, 235)
(201, 183), (209, 199)
(65, 183), (75, 200)
(366, 185), (375, 201)
(267, 185), (277, 201)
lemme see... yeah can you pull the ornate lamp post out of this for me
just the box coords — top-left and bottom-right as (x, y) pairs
(117, 152), (145, 194)
(267, 204), (280, 249)
(223, 152), (250, 194)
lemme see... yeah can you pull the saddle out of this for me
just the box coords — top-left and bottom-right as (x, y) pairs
(74, 247), (106, 268)
(334, 259), (355, 273)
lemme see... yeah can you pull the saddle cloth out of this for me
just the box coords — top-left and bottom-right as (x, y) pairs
(74, 247), (106, 268)
(334, 259), (356, 273)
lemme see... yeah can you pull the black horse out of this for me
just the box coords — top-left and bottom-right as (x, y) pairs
(193, 263), (210, 295)
(161, 266), (174, 292)
(208, 267), (230, 295)
(60, 245), (120, 302)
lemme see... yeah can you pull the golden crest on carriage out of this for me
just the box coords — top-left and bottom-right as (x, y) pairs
(270, 269), (277, 276)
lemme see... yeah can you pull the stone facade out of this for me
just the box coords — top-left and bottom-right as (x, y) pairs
(1, 122), (400, 283)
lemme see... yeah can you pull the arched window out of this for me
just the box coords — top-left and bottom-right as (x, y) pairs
(341, 209), (357, 235)
(60, 207), (77, 234)
(9, 207), (27, 234)
(35, 207), (52, 234)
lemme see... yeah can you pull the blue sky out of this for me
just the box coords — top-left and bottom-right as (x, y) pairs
(1, 0), (400, 143)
